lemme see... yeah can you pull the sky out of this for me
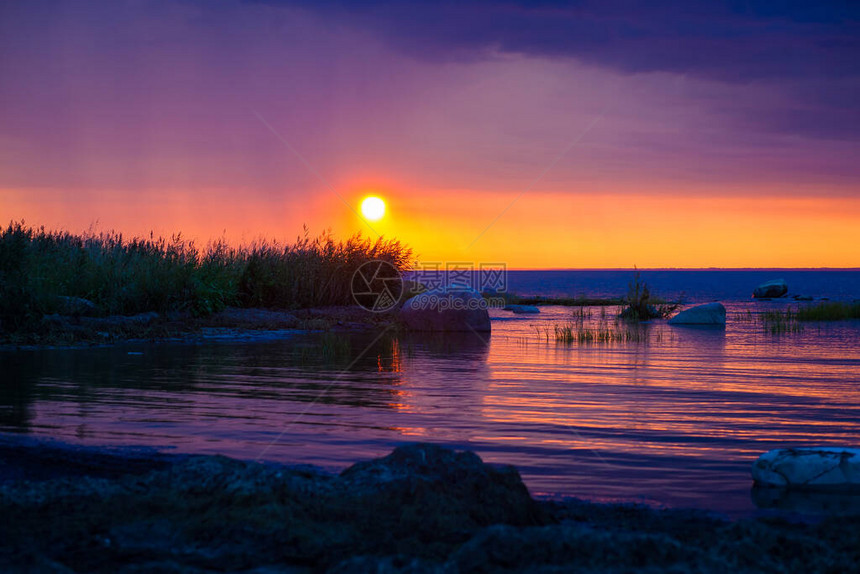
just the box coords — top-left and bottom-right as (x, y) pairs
(1, 0), (859, 268)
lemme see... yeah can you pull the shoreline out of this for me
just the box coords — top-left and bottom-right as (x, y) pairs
(0, 295), (621, 351)
(1, 435), (858, 573)
(0, 305), (398, 351)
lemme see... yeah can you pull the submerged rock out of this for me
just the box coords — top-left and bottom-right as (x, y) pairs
(400, 288), (491, 332)
(752, 447), (860, 490)
(503, 304), (540, 314)
(753, 279), (788, 299)
(668, 302), (726, 326)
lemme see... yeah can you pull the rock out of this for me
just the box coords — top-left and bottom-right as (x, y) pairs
(752, 448), (860, 490)
(400, 287), (491, 332)
(397, 280), (428, 306)
(55, 296), (97, 316)
(752, 486), (860, 515)
(80, 312), (160, 329)
(668, 302), (726, 326)
(340, 443), (544, 530)
(793, 295), (813, 301)
(503, 304), (540, 314)
(4, 437), (860, 572)
(450, 522), (688, 573)
(753, 279), (788, 299)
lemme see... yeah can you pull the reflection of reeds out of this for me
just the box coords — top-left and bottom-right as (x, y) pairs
(735, 310), (755, 322)
(295, 331), (353, 365)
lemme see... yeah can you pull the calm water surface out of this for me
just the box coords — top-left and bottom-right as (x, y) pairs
(2, 271), (860, 516)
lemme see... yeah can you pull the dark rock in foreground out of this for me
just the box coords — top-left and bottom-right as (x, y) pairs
(1, 441), (859, 573)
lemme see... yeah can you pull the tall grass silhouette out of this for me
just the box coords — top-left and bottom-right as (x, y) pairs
(0, 221), (413, 333)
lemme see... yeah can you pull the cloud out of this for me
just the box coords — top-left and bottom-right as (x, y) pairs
(251, 0), (860, 143)
(256, 0), (860, 82)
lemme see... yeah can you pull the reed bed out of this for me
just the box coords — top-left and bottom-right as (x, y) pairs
(795, 301), (860, 321)
(760, 309), (804, 334)
(0, 221), (413, 333)
(544, 320), (648, 345)
(755, 301), (860, 335)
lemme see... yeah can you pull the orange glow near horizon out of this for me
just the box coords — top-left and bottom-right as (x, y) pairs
(347, 189), (860, 269)
(3, 186), (859, 268)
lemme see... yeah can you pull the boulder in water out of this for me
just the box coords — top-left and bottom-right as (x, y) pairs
(752, 448), (860, 490)
(400, 287), (491, 332)
(503, 304), (540, 314)
(667, 302), (726, 326)
(753, 279), (788, 299)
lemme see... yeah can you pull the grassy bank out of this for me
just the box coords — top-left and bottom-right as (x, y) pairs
(0, 221), (412, 336)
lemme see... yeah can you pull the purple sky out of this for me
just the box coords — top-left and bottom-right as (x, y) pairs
(1, 0), (858, 265)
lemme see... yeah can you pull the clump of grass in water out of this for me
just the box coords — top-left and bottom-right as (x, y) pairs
(572, 305), (592, 322)
(757, 301), (860, 334)
(796, 301), (860, 321)
(619, 267), (679, 321)
(0, 221), (413, 335)
(550, 322), (647, 344)
(761, 309), (804, 334)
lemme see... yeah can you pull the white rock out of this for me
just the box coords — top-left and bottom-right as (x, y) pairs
(752, 448), (860, 490)
(667, 302), (726, 326)
(400, 287), (491, 332)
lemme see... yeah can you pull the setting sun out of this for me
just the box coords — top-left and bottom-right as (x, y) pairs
(360, 196), (386, 221)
